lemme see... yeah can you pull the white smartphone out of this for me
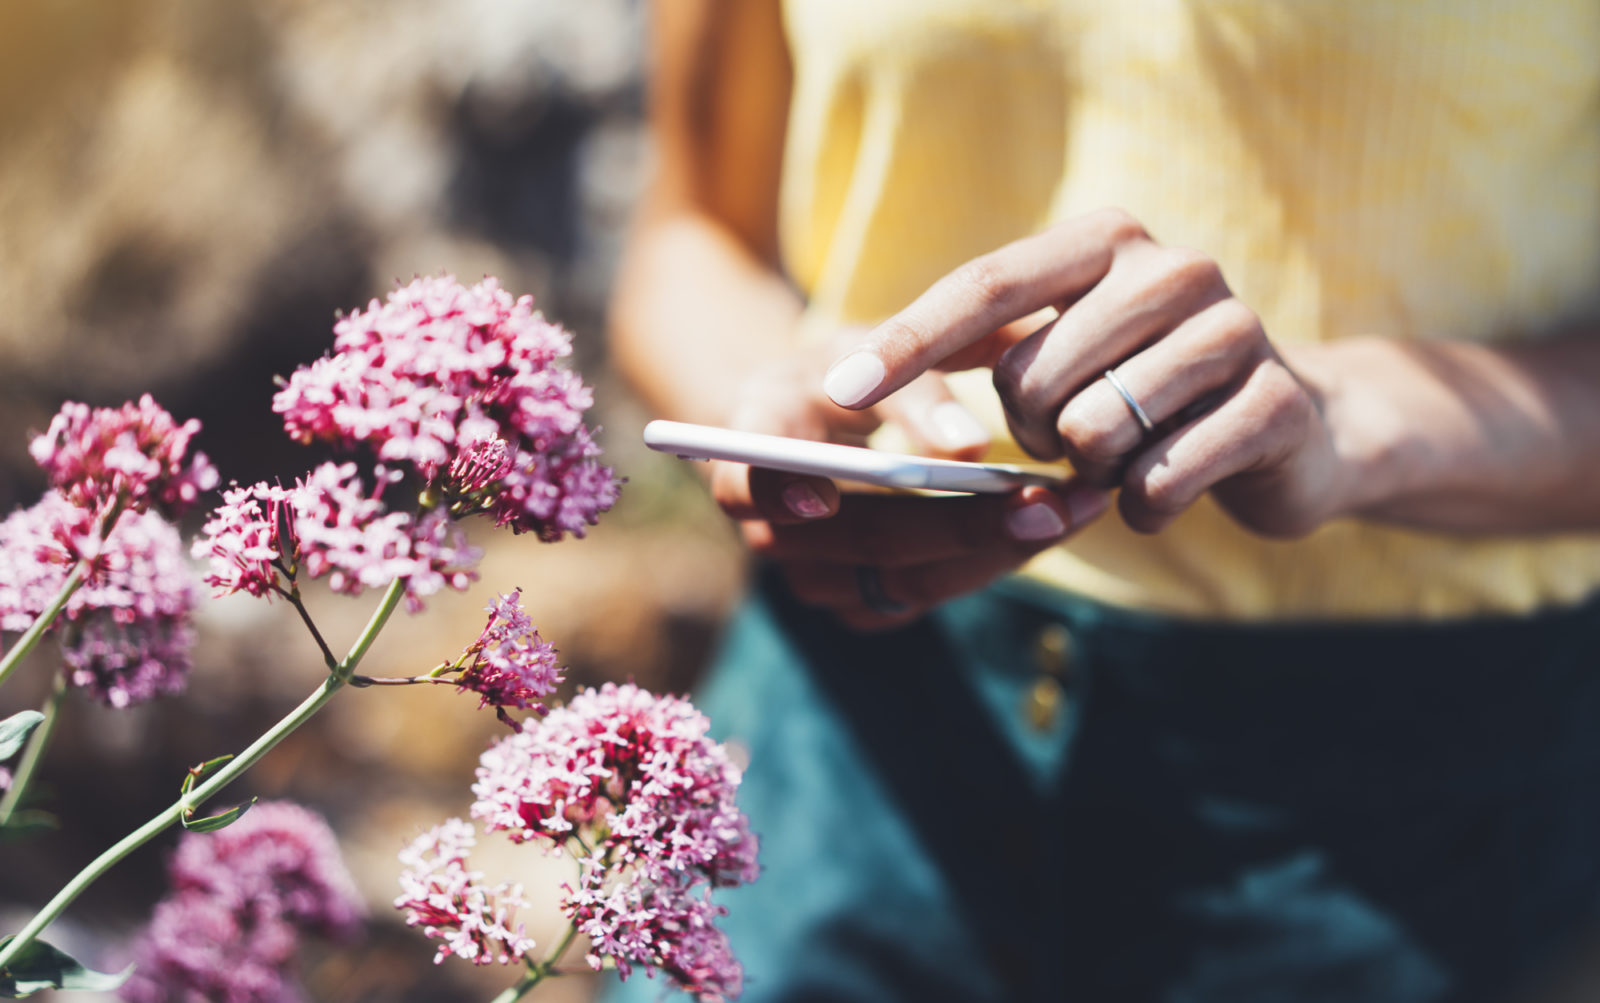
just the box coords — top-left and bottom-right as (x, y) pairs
(643, 420), (1066, 495)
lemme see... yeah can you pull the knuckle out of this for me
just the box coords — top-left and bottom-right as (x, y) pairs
(1211, 297), (1264, 341)
(1057, 405), (1129, 466)
(1187, 300), (1266, 367)
(1013, 425), (1066, 463)
(1091, 206), (1149, 245)
(991, 350), (1028, 407)
(1250, 361), (1311, 429)
(1117, 491), (1170, 535)
(1158, 246), (1223, 296)
(992, 343), (1058, 424)
(1181, 299), (1265, 372)
(871, 315), (935, 364)
(953, 257), (1015, 313)
(1125, 466), (1191, 520)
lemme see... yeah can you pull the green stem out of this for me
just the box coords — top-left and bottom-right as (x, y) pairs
(347, 674), (454, 688)
(489, 969), (546, 1003)
(487, 922), (581, 1002)
(339, 578), (405, 682)
(279, 585), (338, 673)
(0, 673), (68, 827)
(0, 565), (85, 693)
(0, 495), (128, 694)
(0, 576), (407, 973)
(540, 922), (581, 973)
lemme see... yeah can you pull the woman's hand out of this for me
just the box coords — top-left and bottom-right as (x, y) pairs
(710, 339), (1109, 630)
(821, 209), (1354, 538)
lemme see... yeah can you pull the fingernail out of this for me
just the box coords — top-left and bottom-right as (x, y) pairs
(782, 482), (831, 519)
(1063, 484), (1111, 527)
(1006, 502), (1067, 542)
(823, 351), (886, 408)
(928, 401), (989, 451)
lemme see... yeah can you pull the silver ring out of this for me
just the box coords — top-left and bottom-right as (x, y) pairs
(1103, 369), (1155, 433)
(855, 566), (910, 616)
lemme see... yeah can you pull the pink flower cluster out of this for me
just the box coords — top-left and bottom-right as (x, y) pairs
(567, 869), (746, 999)
(121, 801), (364, 1003)
(449, 590), (563, 727)
(394, 817), (537, 967)
(192, 462), (479, 612)
(30, 394), (217, 519)
(272, 275), (619, 542)
(469, 683), (758, 1001)
(166, 801), (366, 936)
(0, 492), (197, 707)
(122, 896), (300, 1003)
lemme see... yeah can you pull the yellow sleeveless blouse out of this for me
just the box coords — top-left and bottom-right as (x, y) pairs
(778, 0), (1600, 620)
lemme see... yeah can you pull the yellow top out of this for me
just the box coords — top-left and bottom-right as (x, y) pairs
(778, 0), (1600, 621)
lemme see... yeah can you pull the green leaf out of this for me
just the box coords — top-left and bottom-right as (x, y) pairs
(179, 754), (235, 796)
(182, 796), (257, 833)
(0, 936), (131, 997)
(0, 713), (44, 762)
(0, 810), (57, 844)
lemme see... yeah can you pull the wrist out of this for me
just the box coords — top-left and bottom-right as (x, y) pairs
(1284, 339), (1425, 522)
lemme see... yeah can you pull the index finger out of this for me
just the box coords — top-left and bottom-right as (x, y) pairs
(821, 209), (1148, 409)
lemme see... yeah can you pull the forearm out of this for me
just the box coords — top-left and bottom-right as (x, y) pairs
(1301, 334), (1600, 533)
(614, 0), (797, 426)
(610, 205), (803, 426)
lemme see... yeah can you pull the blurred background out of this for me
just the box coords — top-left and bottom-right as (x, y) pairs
(0, 1), (747, 998)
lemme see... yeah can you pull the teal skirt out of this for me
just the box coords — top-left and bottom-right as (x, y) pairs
(604, 567), (1600, 1002)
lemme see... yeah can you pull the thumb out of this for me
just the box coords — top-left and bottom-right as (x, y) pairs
(712, 374), (843, 524)
(873, 372), (991, 460)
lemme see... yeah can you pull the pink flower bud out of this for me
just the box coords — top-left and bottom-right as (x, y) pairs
(448, 437), (515, 494)
(30, 394), (217, 519)
(449, 589), (563, 727)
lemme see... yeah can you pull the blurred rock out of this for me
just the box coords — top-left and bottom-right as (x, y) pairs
(0, 0), (649, 507)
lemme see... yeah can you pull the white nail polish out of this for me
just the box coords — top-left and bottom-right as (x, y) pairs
(929, 401), (989, 451)
(1006, 503), (1067, 541)
(823, 352), (887, 408)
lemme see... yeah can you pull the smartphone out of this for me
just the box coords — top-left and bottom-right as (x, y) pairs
(643, 420), (1066, 495)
